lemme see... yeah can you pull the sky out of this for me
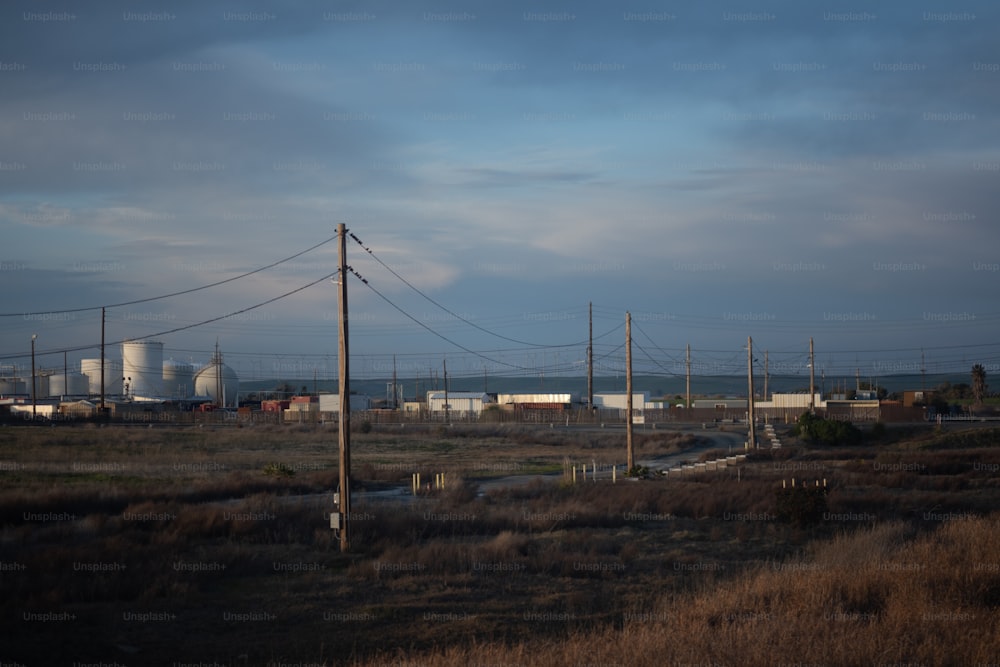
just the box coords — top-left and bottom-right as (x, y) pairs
(1, 0), (999, 387)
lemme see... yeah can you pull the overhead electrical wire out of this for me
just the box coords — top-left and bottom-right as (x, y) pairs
(0, 272), (337, 362)
(347, 266), (531, 372)
(0, 234), (339, 317)
(349, 230), (611, 349)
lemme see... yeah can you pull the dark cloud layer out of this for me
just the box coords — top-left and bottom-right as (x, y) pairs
(1, 0), (998, 375)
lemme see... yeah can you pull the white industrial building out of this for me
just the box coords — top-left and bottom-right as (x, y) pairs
(318, 393), (372, 413)
(592, 392), (652, 410)
(755, 393), (825, 410)
(692, 398), (748, 409)
(496, 393), (576, 407)
(426, 391), (491, 415)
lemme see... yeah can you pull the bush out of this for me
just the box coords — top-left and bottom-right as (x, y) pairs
(795, 412), (862, 446)
(775, 484), (828, 526)
(262, 462), (295, 478)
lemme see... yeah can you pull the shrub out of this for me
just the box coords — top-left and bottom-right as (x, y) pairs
(262, 462), (295, 477)
(775, 484), (828, 526)
(795, 412), (862, 446)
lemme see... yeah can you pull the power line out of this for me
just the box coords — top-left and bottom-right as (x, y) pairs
(347, 266), (530, 372)
(0, 272), (337, 362)
(350, 231), (603, 349)
(0, 234), (339, 317)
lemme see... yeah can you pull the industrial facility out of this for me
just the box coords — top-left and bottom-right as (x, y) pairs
(0, 339), (240, 417)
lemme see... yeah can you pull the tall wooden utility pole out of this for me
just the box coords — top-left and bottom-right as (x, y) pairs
(587, 302), (593, 411)
(335, 223), (352, 553)
(100, 307), (106, 416)
(809, 337), (815, 413)
(763, 350), (769, 402)
(626, 312), (634, 471)
(392, 354), (398, 409)
(685, 343), (691, 409)
(747, 336), (756, 449)
(31, 334), (37, 419)
(443, 358), (449, 424)
(921, 349), (926, 394)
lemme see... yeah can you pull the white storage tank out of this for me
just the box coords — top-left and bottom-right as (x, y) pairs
(194, 360), (239, 407)
(122, 340), (164, 398)
(28, 375), (49, 400)
(49, 372), (90, 397)
(162, 359), (195, 399)
(81, 358), (124, 396)
(0, 378), (26, 396)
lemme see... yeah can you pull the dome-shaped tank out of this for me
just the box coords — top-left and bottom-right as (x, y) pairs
(122, 340), (163, 398)
(49, 372), (89, 397)
(162, 359), (195, 399)
(194, 360), (239, 407)
(81, 358), (124, 396)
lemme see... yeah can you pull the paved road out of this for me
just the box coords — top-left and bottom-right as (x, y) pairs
(475, 426), (751, 493)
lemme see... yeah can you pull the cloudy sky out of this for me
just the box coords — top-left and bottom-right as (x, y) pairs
(1, 0), (998, 384)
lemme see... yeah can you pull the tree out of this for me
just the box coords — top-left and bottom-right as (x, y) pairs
(273, 381), (295, 399)
(794, 412), (862, 446)
(972, 364), (988, 405)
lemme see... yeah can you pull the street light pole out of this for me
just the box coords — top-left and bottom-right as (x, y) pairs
(31, 334), (37, 419)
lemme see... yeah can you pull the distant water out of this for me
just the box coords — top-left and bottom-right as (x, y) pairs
(240, 373), (968, 400)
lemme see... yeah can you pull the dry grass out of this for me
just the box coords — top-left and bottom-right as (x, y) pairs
(358, 516), (1000, 667)
(1, 423), (998, 665)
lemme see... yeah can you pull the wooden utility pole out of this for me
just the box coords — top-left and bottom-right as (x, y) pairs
(31, 334), (37, 419)
(921, 349), (926, 394)
(809, 337), (815, 414)
(587, 302), (593, 411)
(747, 336), (756, 449)
(336, 223), (352, 553)
(392, 354), (398, 409)
(626, 312), (634, 471)
(763, 350), (769, 402)
(685, 343), (691, 409)
(443, 358), (449, 424)
(100, 307), (106, 416)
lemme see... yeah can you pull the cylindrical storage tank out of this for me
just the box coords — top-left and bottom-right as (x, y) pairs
(0, 378), (26, 396)
(49, 372), (90, 397)
(81, 359), (124, 396)
(27, 375), (49, 400)
(122, 340), (164, 398)
(193, 362), (239, 407)
(162, 359), (195, 399)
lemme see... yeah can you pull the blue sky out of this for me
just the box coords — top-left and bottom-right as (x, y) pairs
(1, 0), (999, 385)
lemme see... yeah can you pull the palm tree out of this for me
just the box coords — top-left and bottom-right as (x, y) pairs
(971, 364), (988, 405)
